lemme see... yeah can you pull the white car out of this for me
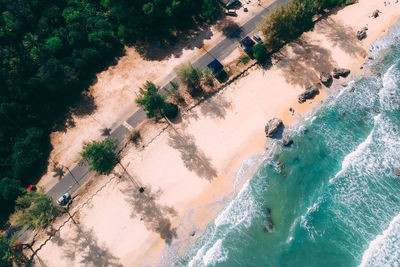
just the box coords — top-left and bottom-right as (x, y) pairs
(225, 9), (237, 16)
(57, 193), (71, 206)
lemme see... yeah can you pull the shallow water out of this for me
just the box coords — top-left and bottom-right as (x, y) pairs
(165, 19), (400, 267)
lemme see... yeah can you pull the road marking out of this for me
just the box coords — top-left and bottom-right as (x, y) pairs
(123, 121), (134, 131)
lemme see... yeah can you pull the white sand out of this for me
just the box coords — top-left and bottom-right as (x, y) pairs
(32, 0), (400, 266)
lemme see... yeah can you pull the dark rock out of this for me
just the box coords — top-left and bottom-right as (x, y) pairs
(372, 9), (380, 18)
(397, 105), (400, 111)
(191, 231), (196, 236)
(265, 118), (284, 138)
(298, 85), (319, 103)
(357, 27), (368, 40)
(395, 168), (400, 176)
(320, 72), (333, 87)
(283, 139), (293, 147)
(375, 108), (380, 113)
(278, 162), (284, 168)
(349, 86), (355, 92)
(333, 68), (351, 79)
(264, 207), (275, 233)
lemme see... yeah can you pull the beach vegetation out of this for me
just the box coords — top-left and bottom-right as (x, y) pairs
(163, 102), (179, 120)
(0, 0), (222, 227)
(238, 54), (250, 65)
(12, 189), (63, 230)
(0, 234), (28, 267)
(202, 68), (215, 87)
(164, 82), (184, 103)
(136, 81), (166, 120)
(253, 43), (269, 64)
(174, 62), (203, 95)
(79, 138), (119, 176)
(258, 0), (315, 53)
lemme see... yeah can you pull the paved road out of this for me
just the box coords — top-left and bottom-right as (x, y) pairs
(47, 0), (290, 198)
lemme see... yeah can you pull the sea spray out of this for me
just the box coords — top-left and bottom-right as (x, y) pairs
(178, 19), (400, 267)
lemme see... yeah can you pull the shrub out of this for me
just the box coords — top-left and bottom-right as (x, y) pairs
(174, 62), (203, 95)
(163, 102), (179, 120)
(253, 43), (268, 64)
(238, 54), (250, 65)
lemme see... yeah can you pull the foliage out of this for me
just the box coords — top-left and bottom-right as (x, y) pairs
(136, 81), (165, 120)
(174, 62), (203, 95)
(14, 190), (63, 230)
(258, 0), (315, 52)
(253, 43), (268, 64)
(314, 0), (350, 11)
(202, 68), (215, 87)
(164, 82), (183, 103)
(0, 0), (222, 228)
(79, 138), (119, 175)
(163, 102), (179, 120)
(0, 235), (13, 267)
(238, 54), (250, 65)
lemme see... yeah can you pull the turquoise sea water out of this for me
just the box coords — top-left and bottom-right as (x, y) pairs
(162, 20), (400, 267)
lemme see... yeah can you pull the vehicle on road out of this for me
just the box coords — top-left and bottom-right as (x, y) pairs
(240, 36), (255, 54)
(225, 9), (237, 16)
(253, 34), (262, 43)
(57, 193), (71, 206)
(242, 5), (248, 12)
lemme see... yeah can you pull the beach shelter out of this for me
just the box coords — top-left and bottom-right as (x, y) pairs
(207, 59), (224, 76)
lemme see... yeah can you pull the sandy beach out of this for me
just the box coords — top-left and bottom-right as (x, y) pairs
(30, 0), (400, 266)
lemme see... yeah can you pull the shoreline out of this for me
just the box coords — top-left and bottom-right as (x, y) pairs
(138, 1), (400, 265)
(29, 1), (400, 266)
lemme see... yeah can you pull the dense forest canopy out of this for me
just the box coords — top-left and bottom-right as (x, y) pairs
(0, 0), (221, 227)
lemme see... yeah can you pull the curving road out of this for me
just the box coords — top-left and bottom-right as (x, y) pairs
(47, 0), (290, 198)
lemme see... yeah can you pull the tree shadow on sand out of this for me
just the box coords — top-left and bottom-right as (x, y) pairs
(168, 132), (217, 181)
(315, 17), (365, 57)
(120, 184), (178, 243)
(53, 223), (122, 267)
(275, 38), (338, 88)
(200, 94), (232, 119)
(215, 19), (243, 39)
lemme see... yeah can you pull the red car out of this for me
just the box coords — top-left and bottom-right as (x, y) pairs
(27, 185), (37, 192)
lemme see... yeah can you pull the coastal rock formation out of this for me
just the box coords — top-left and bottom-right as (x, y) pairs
(395, 168), (400, 176)
(372, 9), (380, 18)
(333, 68), (351, 79)
(357, 27), (368, 40)
(320, 72), (333, 87)
(298, 85), (319, 103)
(283, 139), (293, 147)
(265, 118), (283, 138)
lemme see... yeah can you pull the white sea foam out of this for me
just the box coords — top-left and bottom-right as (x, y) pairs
(189, 239), (228, 267)
(359, 213), (400, 267)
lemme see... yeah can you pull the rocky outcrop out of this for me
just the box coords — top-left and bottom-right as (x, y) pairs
(283, 139), (293, 147)
(395, 168), (400, 176)
(333, 68), (351, 79)
(298, 85), (319, 103)
(320, 72), (333, 87)
(372, 9), (380, 18)
(357, 27), (368, 40)
(265, 118), (283, 138)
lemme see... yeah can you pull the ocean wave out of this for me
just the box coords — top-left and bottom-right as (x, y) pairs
(189, 239), (228, 267)
(359, 213), (400, 267)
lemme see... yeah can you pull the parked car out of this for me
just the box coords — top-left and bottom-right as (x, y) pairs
(27, 185), (37, 192)
(57, 193), (71, 206)
(242, 5), (248, 12)
(253, 34), (262, 43)
(225, 9), (237, 16)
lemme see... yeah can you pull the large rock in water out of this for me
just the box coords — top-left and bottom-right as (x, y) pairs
(333, 68), (351, 79)
(357, 27), (368, 40)
(265, 118), (283, 138)
(298, 85), (319, 103)
(320, 72), (333, 87)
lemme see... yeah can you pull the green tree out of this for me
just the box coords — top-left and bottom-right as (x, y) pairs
(136, 81), (165, 120)
(258, 0), (315, 52)
(174, 62), (203, 95)
(79, 138), (119, 175)
(163, 102), (179, 120)
(0, 178), (21, 202)
(0, 235), (13, 267)
(201, 0), (221, 22)
(253, 43), (268, 64)
(14, 190), (63, 230)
